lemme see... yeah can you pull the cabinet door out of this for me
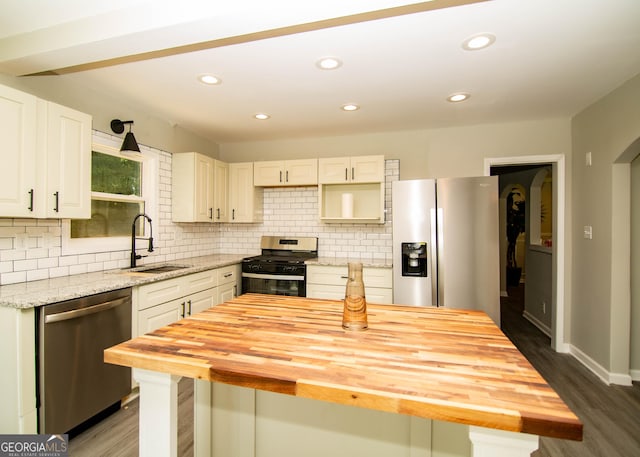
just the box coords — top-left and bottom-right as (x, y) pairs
(195, 154), (215, 222)
(138, 299), (184, 335)
(253, 161), (284, 186)
(284, 159), (318, 185)
(218, 282), (237, 303)
(172, 152), (215, 222)
(44, 101), (92, 219)
(351, 155), (385, 183)
(188, 288), (219, 315)
(318, 157), (350, 184)
(229, 162), (262, 222)
(0, 85), (38, 218)
(213, 160), (228, 222)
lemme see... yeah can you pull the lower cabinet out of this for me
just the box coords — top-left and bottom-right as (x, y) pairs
(134, 264), (240, 336)
(306, 264), (392, 303)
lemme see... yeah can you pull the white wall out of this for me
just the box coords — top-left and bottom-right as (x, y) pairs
(632, 155), (640, 377)
(571, 72), (640, 381)
(219, 118), (571, 180)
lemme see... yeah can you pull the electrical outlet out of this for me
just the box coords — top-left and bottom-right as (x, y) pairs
(583, 225), (593, 239)
(542, 301), (546, 314)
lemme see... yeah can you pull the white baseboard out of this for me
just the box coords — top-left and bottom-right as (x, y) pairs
(569, 344), (633, 386)
(522, 311), (551, 337)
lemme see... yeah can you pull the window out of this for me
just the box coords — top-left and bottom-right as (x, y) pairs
(62, 138), (157, 255)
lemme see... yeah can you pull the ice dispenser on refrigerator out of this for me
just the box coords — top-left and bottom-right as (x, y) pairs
(401, 242), (427, 277)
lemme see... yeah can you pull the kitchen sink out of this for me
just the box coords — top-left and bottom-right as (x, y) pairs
(123, 264), (191, 274)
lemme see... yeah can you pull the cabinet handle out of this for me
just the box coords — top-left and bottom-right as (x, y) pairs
(351, 167), (355, 181)
(180, 302), (186, 318)
(53, 191), (59, 212)
(217, 208), (220, 219)
(224, 272), (232, 278)
(187, 300), (192, 316)
(232, 209), (235, 220)
(209, 208), (213, 219)
(286, 170), (289, 182)
(279, 171), (283, 183)
(345, 168), (348, 181)
(28, 189), (34, 212)
(340, 275), (349, 279)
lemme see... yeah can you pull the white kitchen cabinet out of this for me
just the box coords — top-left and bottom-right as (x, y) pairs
(134, 269), (218, 336)
(41, 101), (92, 219)
(253, 159), (318, 186)
(318, 155), (384, 184)
(229, 162), (263, 223)
(217, 263), (241, 302)
(0, 306), (37, 433)
(0, 84), (38, 218)
(213, 160), (228, 222)
(318, 155), (385, 223)
(306, 264), (393, 303)
(172, 152), (228, 223)
(0, 84), (91, 219)
(134, 265), (241, 336)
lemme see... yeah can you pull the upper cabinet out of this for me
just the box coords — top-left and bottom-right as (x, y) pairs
(0, 84), (91, 219)
(318, 155), (386, 224)
(43, 101), (92, 219)
(229, 162), (263, 223)
(318, 155), (384, 184)
(213, 160), (228, 222)
(172, 152), (228, 223)
(253, 159), (318, 187)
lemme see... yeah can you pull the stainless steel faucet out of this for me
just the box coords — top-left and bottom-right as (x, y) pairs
(131, 213), (153, 268)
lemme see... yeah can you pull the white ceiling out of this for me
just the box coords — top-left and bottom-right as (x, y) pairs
(1, 0), (639, 143)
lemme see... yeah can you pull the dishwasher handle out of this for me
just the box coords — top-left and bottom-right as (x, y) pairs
(44, 296), (130, 324)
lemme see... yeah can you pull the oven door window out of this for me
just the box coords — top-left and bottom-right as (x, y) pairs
(242, 275), (305, 297)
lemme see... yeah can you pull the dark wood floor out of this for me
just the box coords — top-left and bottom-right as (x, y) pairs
(501, 284), (640, 457)
(69, 288), (640, 456)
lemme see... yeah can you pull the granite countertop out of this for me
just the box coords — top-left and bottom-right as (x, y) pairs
(0, 254), (246, 309)
(306, 257), (392, 268)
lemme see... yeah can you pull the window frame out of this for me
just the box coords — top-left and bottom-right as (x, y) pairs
(61, 136), (158, 256)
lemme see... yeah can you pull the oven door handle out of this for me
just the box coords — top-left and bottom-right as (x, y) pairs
(242, 272), (305, 281)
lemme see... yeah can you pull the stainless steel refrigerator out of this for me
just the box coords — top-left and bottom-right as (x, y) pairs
(392, 177), (500, 324)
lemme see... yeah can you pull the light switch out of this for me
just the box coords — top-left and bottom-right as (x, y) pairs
(585, 151), (592, 166)
(583, 225), (593, 239)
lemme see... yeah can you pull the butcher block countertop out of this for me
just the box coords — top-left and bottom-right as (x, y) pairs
(104, 293), (582, 441)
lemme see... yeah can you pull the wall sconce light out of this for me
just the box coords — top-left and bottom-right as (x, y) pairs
(110, 119), (140, 155)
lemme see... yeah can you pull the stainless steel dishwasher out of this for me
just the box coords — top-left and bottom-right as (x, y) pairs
(37, 288), (132, 434)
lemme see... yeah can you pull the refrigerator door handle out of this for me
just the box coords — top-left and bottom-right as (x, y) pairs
(430, 208), (439, 307)
(436, 207), (445, 307)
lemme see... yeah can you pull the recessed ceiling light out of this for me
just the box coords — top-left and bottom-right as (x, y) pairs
(316, 57), (342, 70)
(447, 93), (470, 103)
(254, 113), (270, 120)
(462, 33), (496, 51)
(341, 103), (360, 111)
(198, 74), (221, 85)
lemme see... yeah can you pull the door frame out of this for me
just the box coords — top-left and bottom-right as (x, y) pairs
(484, 154), (567, 353)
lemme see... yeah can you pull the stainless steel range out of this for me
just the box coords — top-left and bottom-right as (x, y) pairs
(242, 236), (318, 297)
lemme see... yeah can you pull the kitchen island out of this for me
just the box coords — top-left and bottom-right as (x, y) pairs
(104, 293), (582, 457)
